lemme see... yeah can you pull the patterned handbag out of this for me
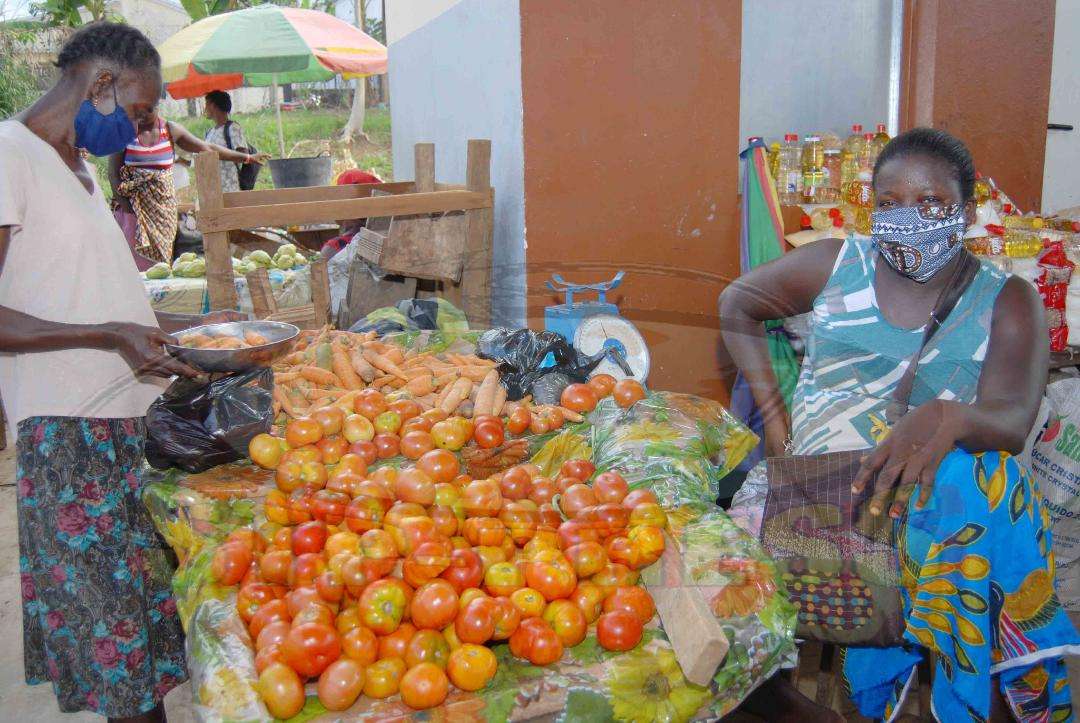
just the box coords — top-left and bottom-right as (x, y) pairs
(759, 252), (979, 646)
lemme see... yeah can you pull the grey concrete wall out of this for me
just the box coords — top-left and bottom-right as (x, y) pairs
(388, 0), (525, 327)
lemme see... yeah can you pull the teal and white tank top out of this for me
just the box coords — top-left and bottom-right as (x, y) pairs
(789, 236), (1008, 455)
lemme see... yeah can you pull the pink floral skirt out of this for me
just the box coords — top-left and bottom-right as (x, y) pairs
(16, 417), (187, 717)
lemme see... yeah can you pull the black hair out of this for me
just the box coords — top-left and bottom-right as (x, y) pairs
(874, 127), (977, 201)
(56, 21), (160, 73)
(205, 90), (232, 114)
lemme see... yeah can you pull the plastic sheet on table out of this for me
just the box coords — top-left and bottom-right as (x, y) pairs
(185, 597), (268, 723)
(589, 392), (759, 519)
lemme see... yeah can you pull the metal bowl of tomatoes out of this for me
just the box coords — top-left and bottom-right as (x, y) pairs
(165, 320), (299, 373)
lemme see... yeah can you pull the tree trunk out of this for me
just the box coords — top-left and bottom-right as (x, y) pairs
(340, 0), (369, 141)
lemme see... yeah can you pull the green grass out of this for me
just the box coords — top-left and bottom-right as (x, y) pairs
(91, 106), (393, 198)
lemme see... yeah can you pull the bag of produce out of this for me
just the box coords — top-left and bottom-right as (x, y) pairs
(145, 368), (274, 473)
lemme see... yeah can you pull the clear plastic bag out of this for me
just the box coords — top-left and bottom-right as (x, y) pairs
(145, 369), (274, 473)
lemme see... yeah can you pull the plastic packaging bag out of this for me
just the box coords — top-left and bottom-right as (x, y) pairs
(145, 369), (274, 473)
(476, 327), (630, 401)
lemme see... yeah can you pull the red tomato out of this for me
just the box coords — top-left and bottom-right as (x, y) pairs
(542, 598), (588, 647)
(254, 644), (285, 675)
(354, 389), (388, 420)
(473, 420), (505, 449)
(506, 407), (531, 435)
(560, 383), (598, 413)
(454, 597), (497, 644)
(358, 579), (410, 635)
(555, 476), (580, 495)
(592, 563), (637, 595)
(211, 542), (252, 586)
(594, 503), (630, 537)
(508, 617), (563, 665)
(528, 413), (551, 436)
(570, 581), (606, 623)
(440, 548), (484, 593)
(593, 471), (629, 504)
(561, 483), (597, 517)
(288, 553), (328, 589)
(291, 521), (329, 556)
(348, 440), (379, 466)
(259, 549), (293, 586)
(525, 559), (577, 601)
(255, 619), (291, 651)
(394, 467), (436, 506)
(315, 570), (345, 603)
(430, 505), (461, 538)
(597, 610), (643, 651)
(293, 603), (336, 629)
(360, 528), (398, 561)
(499, 466), (533, 500)
(312, 406), (345, 436)
(612, 379), (646, 408)
(559, 459), (596, 482)
(344, 495), (385, 534)
(499, 502), (539, 546)
(558, 519), (601, 549)
(402, 540), (451, 588)
(538, 504), (563, 531)
(588, 373), (617, 397)
(416, 449), (460, 484)
(281, 622), (341, 678)
(399, 661), (449, 710)
(603, 586), (657, 624)
(528, 477), (557, 506)
(258, 662), (305, 719)
(373, 433), (400, 459)
(317, 658), (365, 711)
(462, 479), (502, 517)
(621, 488), (659, 510)
(316, 436), (349, 466)
(389, 398), (423, 422)
(285, 586), (330, 618)
(410, 580), (460, 630)
(248, 599), (290, 639)
(311, 490), (349, 526)
(377, 621), (416, 660)
(400, 430), (436, 460)
(463, 516), (506, 547)
(489, 595), (522, 641)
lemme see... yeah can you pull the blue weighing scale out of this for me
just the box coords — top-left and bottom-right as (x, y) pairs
(543, 272), (650, 382)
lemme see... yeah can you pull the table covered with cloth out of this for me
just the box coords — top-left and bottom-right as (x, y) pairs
(143, 266), (312, 316)
(141, 385), (797, 722)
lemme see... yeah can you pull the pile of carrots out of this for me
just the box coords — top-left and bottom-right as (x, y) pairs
(271, 328), (515, 423)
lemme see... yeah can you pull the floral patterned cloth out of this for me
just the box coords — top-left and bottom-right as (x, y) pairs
(16, 417), (188, 717)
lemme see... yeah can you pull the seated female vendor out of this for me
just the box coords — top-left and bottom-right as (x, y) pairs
(720, 128), (1079, 722)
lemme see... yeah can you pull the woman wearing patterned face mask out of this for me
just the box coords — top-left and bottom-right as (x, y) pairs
(721, 128), (1079, 722)
(0, 21), (246, 723)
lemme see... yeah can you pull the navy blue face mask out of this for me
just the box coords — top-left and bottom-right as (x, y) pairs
(74, 81), (135, 157)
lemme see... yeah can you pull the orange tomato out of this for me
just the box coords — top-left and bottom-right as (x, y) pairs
(499, 502), (539, 546)
(455, 596), (497, 644)
(354, 389), (388, 420)
(525, 558), (577, 602)
(587, 373), (617, 398)
(316, 436), (349, 466)
(499, 466), (533, 500)
(403, 540), (452, 588)
(363, 657), (406, 699)
(211, 542), (252, 586)
(258, 663), (305, 719)
(612, 379), (646, 408)
(565, 541), (608, 578)
(528, 477), (557, 506)
(430, 420), (468, 451)
(603, 585), (657, 624)
(510, 587), (547, 618)
(542, 599), (588, 647)
(560, 383), (598, 413)
(340, 625), (378, 665)
(404, 628), (451, 669)
(316, 657), (364, 711)
(463, 516), (507, 547)
(569, 581), (607, 624)
(255, 619), (291, 651)
(462, 479), (503, 517)
(342, 413), (375, 444)
(254, 643), (285, 675)
(377, 621), (416, 660)
(447, 643), (497, 691)
(281, 622), (341, 678)
(248, 599), (290, 639)
(393, 467), (436, 506)
(334, 606), (363, 636)
(561, 483), (597, 518)
(259, 549), (293, 585)
(506, 407), (531, 435)
(489, 595), (522, 640)
(484, 561), (524, 597)
(621, 488), (659, 510)
(399, 661), (449, 710)
(508, 617), (563, 666)
(400, 430), (436, 460)
(410, 579), (460, 630)
(249, 433), (285, 470)
(285, 417), (324, 447)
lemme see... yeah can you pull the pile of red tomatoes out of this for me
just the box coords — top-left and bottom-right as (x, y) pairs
(214, 432), (666, 716)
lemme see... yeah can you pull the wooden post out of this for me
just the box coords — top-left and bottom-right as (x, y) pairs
(245, 268), (276, 319)
(462, 139), (492, 328)
(195, 151), (239, 311)
(414, 143), (435, 193)
(310, 256), (330, 327)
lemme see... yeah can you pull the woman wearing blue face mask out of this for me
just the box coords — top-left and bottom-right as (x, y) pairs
(721, 128), (1079, 722)
(0, 21), (244, 723)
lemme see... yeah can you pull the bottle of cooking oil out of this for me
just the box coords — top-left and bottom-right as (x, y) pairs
(820, 150), (841, 204)
(768, 140), (781, 188)
(842, 124), (866, 157)
(801, 135), (825, 203)
(870, 123), (891, 159)
(777, 133), (802, 205)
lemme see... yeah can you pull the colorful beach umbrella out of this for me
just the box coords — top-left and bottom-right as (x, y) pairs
(158, 4), (387, 154)
(729, 138), (801, 472)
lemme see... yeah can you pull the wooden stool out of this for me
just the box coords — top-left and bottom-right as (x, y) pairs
(245, 256), (330, 329)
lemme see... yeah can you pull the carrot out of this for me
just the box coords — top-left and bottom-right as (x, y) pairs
(557, 406), (585, 423)
(300, 365), (342, 387)
(383, 346), (406, 365)
(274, 371), (301, 383)
(332, 346), (364, 390)
(433, 373), (458, 390)
(350, 349), (378, 383)
(491, 384), (507, 417)
(473, 369), (500, 419)
(461, 365), (494, 383)
(274, 386), (303, 417)
(415, 393), (437, 409)
(331, 389), (362, 413)
(405, 374), (434, 397)
(440, 378), (473, 414)
(363, 348), (408, 381)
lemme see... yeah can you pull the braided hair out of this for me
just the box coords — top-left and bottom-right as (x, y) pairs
(874, 127), (977, 202)
(56, 21), (160, 73)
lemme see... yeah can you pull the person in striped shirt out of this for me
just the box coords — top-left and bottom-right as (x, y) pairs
(109, 111), (267, 264)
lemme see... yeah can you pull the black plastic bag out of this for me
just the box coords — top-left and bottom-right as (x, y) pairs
(145, 368), (274, 473)
(476, 328), (631, 401)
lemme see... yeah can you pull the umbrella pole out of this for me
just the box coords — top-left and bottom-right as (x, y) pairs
(272, 73), (286, 157)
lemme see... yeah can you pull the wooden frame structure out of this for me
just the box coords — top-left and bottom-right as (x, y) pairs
(193, 139), (494, 327)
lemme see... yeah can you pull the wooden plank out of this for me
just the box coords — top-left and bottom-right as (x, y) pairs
(267, 306), (318, 328)
(199, 190), (493, 234)
(194, 151), (239, 310)
(310, 256), (331, 327)
(414, 143), (435, 193)
(245, 268), (276, 319)
(435, 183), (467, 191)
(462, 139), (493, 327)
(222, 181), (415, 208)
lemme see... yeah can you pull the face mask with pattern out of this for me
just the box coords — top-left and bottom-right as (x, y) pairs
(870, 203), (967, 282)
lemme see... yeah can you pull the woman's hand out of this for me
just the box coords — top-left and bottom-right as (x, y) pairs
(105, 322), (201, 379)
(851, 400), (964, 518)
(763, 413), (791, 457)
(250, 152), (272, 164)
